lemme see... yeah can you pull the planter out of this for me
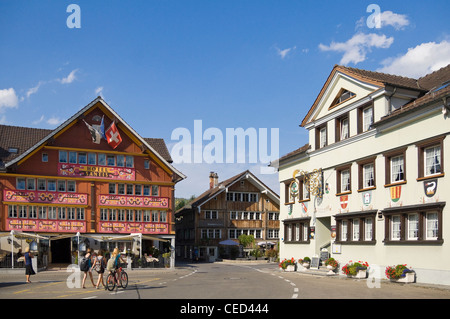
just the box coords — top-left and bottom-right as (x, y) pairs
(347, 269), (367, 279)
(326, 265), (336, 275)
(284, 265), (296, 272)
(302, 263), (310, 269)
(390, 271), (415, 283)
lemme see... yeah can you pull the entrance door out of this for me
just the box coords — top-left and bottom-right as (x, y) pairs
(51, 237), (71, 263)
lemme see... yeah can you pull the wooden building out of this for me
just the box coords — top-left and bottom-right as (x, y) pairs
(175, 170), (280, 262)
(0, 97), (185, 267)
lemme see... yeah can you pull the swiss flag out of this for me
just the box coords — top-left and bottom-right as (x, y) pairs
(105, 121), (122, 149)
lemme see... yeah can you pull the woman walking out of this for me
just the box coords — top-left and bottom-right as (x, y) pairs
(81, 248), (95, 289)
(92, 249), (106, 289)
(24, 247), (35, 283)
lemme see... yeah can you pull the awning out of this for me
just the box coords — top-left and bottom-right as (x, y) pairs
(10, 230), (48, 240)
(219, 239), (239, 246)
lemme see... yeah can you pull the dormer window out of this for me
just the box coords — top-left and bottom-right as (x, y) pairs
(8, 147), (18, 154)
(330, 89), (356, 109)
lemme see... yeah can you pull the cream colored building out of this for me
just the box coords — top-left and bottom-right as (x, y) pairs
(275, 64), (450, 285)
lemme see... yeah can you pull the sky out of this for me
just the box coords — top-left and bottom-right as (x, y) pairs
(0, 0), (449, 198)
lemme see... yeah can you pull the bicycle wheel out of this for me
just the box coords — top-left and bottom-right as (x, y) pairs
(106, 272), (116, 291)
(120, 271), (128, 289)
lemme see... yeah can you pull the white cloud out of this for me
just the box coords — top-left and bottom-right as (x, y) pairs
(275, 46), (296, 59)
(95, 86), (104, 96)
(0, 88), (19, 112)
(0, 115), (7, 124)
(378, 40), (450, 78)
(59, 69), (78, 84)
(319, 32), (394, 65)
(32, 115), (45, 125)
(47, 117), (63, 126)
(26, 81), (43, 98)
(379, 11), (410, 30)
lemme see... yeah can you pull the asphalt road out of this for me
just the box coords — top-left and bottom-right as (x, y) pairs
(1, 261), (449, 310)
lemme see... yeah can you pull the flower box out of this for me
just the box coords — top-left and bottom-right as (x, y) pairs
(285, 265), (296, 272)
(390, 271), (415, 283)
(353, 269), (367, 279)
(302, 262), (310, 269)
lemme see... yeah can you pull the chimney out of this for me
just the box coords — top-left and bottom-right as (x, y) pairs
(209, 172), (218, 189)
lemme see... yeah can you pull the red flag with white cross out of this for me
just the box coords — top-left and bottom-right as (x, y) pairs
(105, 121), (122, 149)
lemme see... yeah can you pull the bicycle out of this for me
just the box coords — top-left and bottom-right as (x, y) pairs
(106, 266), (128, 291)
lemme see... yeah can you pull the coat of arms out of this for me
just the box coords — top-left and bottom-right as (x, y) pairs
(390, 185), (402, 203)
(424, 179), (438, 198)
(340, 195), (348, 209)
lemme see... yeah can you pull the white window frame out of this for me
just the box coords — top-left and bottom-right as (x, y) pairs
(424, 145), (441, 176)
(391, 215), (401, 241)
(391, 155), (405, 182)
(407, 213), (419, 240)
(426, 212), (438, 240)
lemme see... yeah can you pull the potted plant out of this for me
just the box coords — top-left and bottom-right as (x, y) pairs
(324, 258), (339, 270)
(342, 260), (369, 279)
(298, 257), (311, 269)
(385, 264), (415, 283)
(279, 258), (296, 271)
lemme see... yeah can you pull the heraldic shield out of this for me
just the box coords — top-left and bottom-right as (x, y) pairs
(424, 179), (438, 198)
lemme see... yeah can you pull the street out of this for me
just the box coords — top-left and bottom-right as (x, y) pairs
(1, 261), (450, 301)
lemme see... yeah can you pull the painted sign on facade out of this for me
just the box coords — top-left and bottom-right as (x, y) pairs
(58, 163), (135, 180)
(6, 218), (86, 233)
(3, 190), (88, 205)
(98, 195), (169, 209)
(99, 221), (168, 234)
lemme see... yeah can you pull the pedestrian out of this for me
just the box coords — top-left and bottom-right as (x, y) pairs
(81, 248), (95, 289)
(24, 247), (35, 283)
(92, 249), (106, 289)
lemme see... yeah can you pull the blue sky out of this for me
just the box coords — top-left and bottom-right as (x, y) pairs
(1, 0), (449, 198)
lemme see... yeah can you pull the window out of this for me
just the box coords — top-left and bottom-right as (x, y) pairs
(118, 184), (125, 195)
(48, 180), (56, 192)
(107, 155), (115, 166)
(29, 206), (37, 219)
(127, 184), (134, 195)
(408, 214), (419, 240)
(358, 157), (376, 191)
(59, 151), (68, 163)
(126, 156), (134, 168)
(143, 185), (150, 196)
(299, 177), (310, 201)
(144, 160), (150, 169)
(135, 210), (142, 222)
(424, 146), (441, 176)
(69, 152), (77, 164)
(37, 179), (46, 191)
(39, 206), (47, 219)
(17, 178), (26, 190)
(330, 89), (356, 107)
(117, 155), (125, 167)
(8, 205), (17, 218)
(57, 180), (66, 192)
(135, 185), (142, 196)
(383, 202), (444, 244)
(98, 154), (106, 166)
(160, 211), (167, 223)
(358, 103), (374, 133)
(283, 218), (310, 243)
(205, 211), (218, 219)
(336, 114), (350, 142)
(391, 216), (401, 240)
(67, 181), (76, 192)
(68, 207), (76, 220)
(19, 206), (27, 218)
(108, 183), (116, 194)
(391, 155), (405, 183)
(336, 165), (351, 194)
(27, 178), (36, 191)
(417, 136), (445, 179)
(426, 212), (438, 240)
(151, 185), (159, 196)
(152, 211), (159, 222)
(42, 153), (48, 162)
(316, 125), (327, 149)
(143, 210), (151, 222)
(101, 208), (108, 221)
(78, 153), (87, 164)
(58, 207), (66, 220)
(335, 211), (377, 244)
(109, 209), (117, 221)
(48, 207), (57, 219)
(362, 106), (373, 132)
(88, 153), (96, 165)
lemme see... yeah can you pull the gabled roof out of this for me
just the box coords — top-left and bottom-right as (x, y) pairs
(176, 170), (279, 213)
(301, 64), (428, 127)
(0, 97), (185, 181)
